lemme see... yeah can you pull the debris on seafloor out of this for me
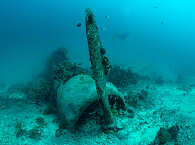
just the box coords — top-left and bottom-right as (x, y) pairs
(85, 7), (114, 128)
(56, 74), (125, 130)
(153, 125), (179, 145)
(85, 8), (126, 129)
(55, 8), (126, 131)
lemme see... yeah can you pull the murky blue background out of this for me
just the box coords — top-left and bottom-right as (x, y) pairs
(0, 0), (195, 84)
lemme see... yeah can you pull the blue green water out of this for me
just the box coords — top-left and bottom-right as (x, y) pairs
(1, 0), (195, 83)
(0, 1), (195, 144)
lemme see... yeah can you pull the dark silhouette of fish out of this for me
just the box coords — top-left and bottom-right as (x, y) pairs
(114, 32), (130, 40)
(76, 22), (82, 27)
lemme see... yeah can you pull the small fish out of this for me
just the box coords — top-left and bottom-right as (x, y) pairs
(115, 32), (130, 40)
(105, 16), (110, 19)
(76, 22), (82, 27)
(153, 6), (159, 8)
(100, 27), (108, 31)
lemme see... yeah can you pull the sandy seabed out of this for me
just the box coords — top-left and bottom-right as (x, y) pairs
(0, 78), (194, 145)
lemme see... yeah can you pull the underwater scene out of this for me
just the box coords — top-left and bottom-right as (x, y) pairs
(0, 0), (195, 144)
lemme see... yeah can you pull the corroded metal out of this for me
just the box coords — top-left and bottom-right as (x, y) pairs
(85, 8), (114, 126)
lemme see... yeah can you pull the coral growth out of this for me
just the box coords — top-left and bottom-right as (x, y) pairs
(15, 121), (26, 138)
(154, 75), (164, 85)
(43, 46), (68, 79)
(27, 127), (42, 140)
(24, 78), (52, 102)
(14, 117), (47, 140)
(153, 125), (179, 144)
(125, 88), (149, 108)
(53, 61), (89, 84)
(107, 66), (138, 88)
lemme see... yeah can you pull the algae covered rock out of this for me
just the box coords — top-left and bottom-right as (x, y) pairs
(153, 125), (179, 145)
(56, 74), (124, 129)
